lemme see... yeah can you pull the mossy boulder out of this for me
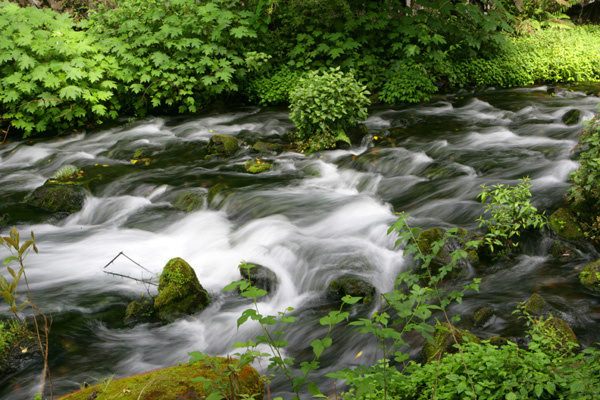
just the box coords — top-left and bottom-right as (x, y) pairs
(57, 357), (264, 400)
(549, 241), (575, 261)
(580, 260), (600, 292)
(239, 263), (279, 293)
(524, 293), (550, 315)
(24, 183), (87, 214)
(473, 306), (494, 327)
(207, 134), (239, 156)
(124, 295), (155, 325)
(328, 277), (376, 306)
(423, 322), (480, 362)
(252, 141), (283, 153)
(416, 227), (478, 271)
(245, 158), (272, 174)
(153, 258), (210, 323)
(173, 193), (204, 212)
(540, 317), (579, 352)
(562, 109), (581, 125)
(0, 320), (38, 376)
(549, 207), (584, 240)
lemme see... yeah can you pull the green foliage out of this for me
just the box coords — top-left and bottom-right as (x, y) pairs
(85, 0), (266, 116)
(289, 67), (369, 153)
(0, 2), (120, 137)
(246, 66), (306, 106)
(569, 114), (600, 210)
(378, 61), (438, 104)
(502, 0), (579, 32)
(53, 165), (81, 180)
(476, 177), (547, 252)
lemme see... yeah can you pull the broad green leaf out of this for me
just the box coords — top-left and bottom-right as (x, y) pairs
(59, 86), (83, 100)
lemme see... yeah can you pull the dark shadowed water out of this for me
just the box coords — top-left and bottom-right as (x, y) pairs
(1, 85), (600, 399)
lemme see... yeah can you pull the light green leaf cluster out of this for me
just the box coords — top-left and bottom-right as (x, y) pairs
(289, 67), (369, 153)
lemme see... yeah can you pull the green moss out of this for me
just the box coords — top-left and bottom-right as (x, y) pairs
(0, 319), (36, 375)
(328, 277), (376, 306)
(24, 183), (87, 214)
(252, 142), (283, 153)
(173, 193), (204, 212)
(154, 258), (210, 323)
(417, 227), (444, 256)
(124, 295), (155, 325)
(541, 317), (579, 352)
(245, 159), (272, 174)
(57, 357), (264, 400)
(423, 322), (480, 362)
(562, 109), (581, 125)
(549, 207), (584, 240)
(524, 293), (548, 315)
(207, 134), (239, 156)
(580, 260), (600, 292)
(473, 307), (493, 327)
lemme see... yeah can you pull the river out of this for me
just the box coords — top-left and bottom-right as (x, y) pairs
(1, 85), (600, 399)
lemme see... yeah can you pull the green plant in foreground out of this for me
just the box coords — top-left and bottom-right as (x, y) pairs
(289, 67), (370, 154)
(476, 176), (547, 252)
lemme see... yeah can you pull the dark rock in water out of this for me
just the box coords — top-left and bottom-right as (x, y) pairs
(416, 227), (479, 272)
(580, 259), (600, 293)
(124, 295), (155, 325)
(422, 322), (480, 362)
(562, 109), (581, 125)
(239, 262), (279, 293)
(24, 183), (87, 214)
(473, 306), (494, 327)
(345, 123), (369, 146)
(252, 141), (283, 153)
(549, 240), (575, 261)
(549, 207), (584, 240)
(0, 213), (8, 228)
(154, 258), (210, 323)
(173, 193), (204, 212)
(328, 277), (376, 306)
(207, 134), (239, 156)
(0, 321), (39, 376)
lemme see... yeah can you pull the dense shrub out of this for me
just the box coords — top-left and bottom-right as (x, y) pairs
(245, 66), (306, 106)
(289, 68), (369, 153)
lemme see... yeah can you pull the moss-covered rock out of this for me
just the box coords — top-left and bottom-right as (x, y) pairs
(562, 109), (581, 125)
(153, 258), (210, 323)
(580, 260), (600, 292)
(328, 277), (376, 306)
(549, 241), (574, 261)
(23, 183), (87, 214)
(423, 322), (480, 362)
(239, 262), (279, 293)
(57, 357), (264, 400)
(549, 207), (584, 240)
(245, 158), (272, 174)
(540, 317), (579, 353)
(0, 319), (38, 376)
(252, 141), (283, 153)
(473, 306), (493, 327)
(207, 134), (239, 156)
(487, 336), (509, 347)
(124, 295), (155, 325)
(524, 293), (549, 315)
(173, 193), (204, 212)
(416, 227), (479, 271)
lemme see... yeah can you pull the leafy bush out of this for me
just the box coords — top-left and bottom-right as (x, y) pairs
(289, 67), (369, 153)
(0, 2), (120, 137)
(84, 0), (265, 117)
(245, 66), (306, 106)
(378, 61), (438, 104)
(569, 114), (600, 210)
(476, 177), (547, 251)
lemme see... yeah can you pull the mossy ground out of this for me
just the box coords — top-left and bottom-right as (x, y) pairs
(58, 357), (264, 400)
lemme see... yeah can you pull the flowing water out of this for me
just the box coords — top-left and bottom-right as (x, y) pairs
(1, 85), (600, 399)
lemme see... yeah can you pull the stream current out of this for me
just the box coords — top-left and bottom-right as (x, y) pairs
(1, 85), (600, 398)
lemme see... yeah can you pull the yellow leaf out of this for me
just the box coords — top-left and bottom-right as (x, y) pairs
(354, 350), (363, 359)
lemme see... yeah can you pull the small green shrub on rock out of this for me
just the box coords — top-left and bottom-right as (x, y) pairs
(289, 67), (369, 153)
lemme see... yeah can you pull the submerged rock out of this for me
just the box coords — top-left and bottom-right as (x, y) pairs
(328, 277), (376, 306)
(580, 260), (600, 292)
(245, 158), (272, 174)
(124, 295), (155, 325)
(252, 141), (283, 153)
(562, 109), (581, 125)
(173, 193), (204, 212)
(207, 134), (239, 156)
(239, 262), (279, 293)
(24, 183), (87, 214)
(57, 357), (264, 400)
(473, 306), (494, 327)
(153, 258), (210, 322)
(422, 322), (480, 362)
(549, 207), (584, 240)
